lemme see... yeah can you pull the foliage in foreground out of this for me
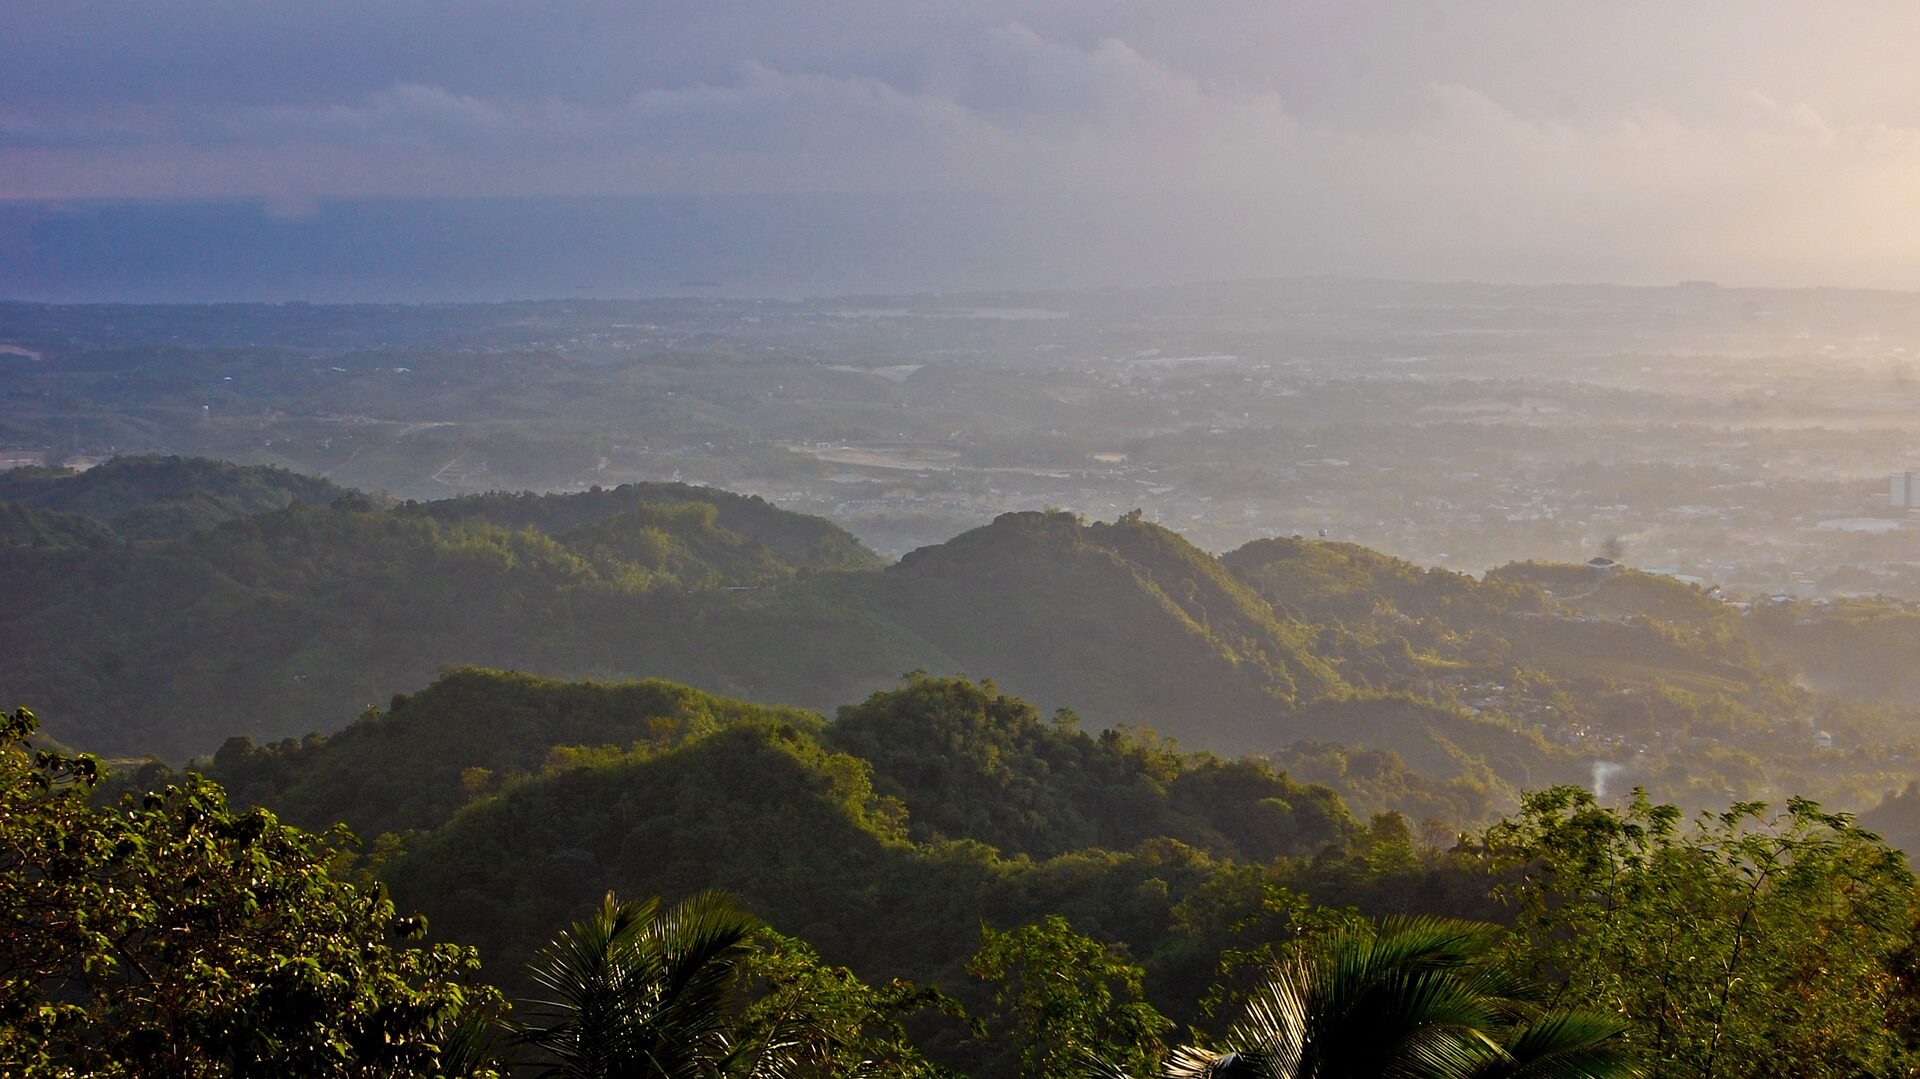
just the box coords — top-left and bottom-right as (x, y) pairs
(0, 706), (496, 1078)
(1488, 787), (1920, 1079)
(1095, 916), (1638, 1079)
(967, 915), (1171, 1079)
(8, 675), (1920, 1079)
(510, 890), (963, 1078)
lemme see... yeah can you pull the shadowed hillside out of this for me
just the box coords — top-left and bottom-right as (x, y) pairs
(7, 458), (1913, 822)
(329, 673), (1371, 1003)
(0, 502), (115, 550)
(0, 491), (900, 756)
(0, 455), (347, 539)
(861, 511), (1343, 749)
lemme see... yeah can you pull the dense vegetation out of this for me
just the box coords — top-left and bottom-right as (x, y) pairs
(8, 279), (1920, 1074)
(398, 482), (883, 574)
(0, 706), (495, 1077)
(5, 455), (1918, 1073)
(1746, 596), (1920, 707)
(188, 672), (1368, 997)
(12, 670), (1920, 1077)
(0, 455), (346, 540)
(0, 471), (905, 757)
(12, 457), (1919, 826)
(0, 502), (115, 550)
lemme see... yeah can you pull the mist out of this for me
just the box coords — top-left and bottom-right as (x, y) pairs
(11, 2), (1920, 295)
(11, 7), (1920, 1071)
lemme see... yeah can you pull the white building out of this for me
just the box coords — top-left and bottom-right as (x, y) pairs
(1894, 471), (1920, 509)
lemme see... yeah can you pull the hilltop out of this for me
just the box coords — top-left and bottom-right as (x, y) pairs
(400, 482), (883, 573)
(0, 463), (888, 755)
(185, 670), (1374, 1006)
(855, 510), (1343, 746)
(0, 455), (347, 540)
(5, 456), (1916, 821)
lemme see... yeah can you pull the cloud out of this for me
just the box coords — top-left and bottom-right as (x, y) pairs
(0, 26), (1304, 196)
(6, 2), (1920, 286)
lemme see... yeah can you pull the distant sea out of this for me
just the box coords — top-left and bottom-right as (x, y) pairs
(0, 194), (1243, 304)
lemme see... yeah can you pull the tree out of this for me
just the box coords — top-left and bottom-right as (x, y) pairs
(0, 705), (496, 1078)
(514, 892), (965, 1078)
(515, 891), (788, 1078)
(968, 915), (1172, 1079)
(1094, 916), (1638, 1079)
(737, 929), (968, 1078)
(1485, 786), (1920, 1079)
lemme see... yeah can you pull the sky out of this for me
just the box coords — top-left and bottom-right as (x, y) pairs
(5, 1), (1920, 299)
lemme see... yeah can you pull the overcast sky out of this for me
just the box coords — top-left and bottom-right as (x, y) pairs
(6, 1), (1920, 293)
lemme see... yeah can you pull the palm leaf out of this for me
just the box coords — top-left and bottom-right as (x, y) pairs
(1466, 1011), (1643, 1079)
(1155, 916), (1635, 1079)
(514, 890), (762, 1078)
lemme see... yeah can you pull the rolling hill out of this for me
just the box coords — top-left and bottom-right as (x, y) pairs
(0, 455), (347, 539)
(5, 455), (1910, 821)
(187, 671), (1373, 1011)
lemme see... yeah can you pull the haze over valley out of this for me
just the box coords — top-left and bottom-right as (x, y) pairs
(10, 5), (1920, 1077)
(7, 280), (1920, 600)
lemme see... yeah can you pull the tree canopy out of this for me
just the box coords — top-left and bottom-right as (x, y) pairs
(0, 706), (495, 1078)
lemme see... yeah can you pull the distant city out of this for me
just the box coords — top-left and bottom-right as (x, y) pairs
(4, 278), (1920, 600)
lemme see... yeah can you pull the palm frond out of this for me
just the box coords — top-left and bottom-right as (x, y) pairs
(1467, 1011), (1643, 1079)
(1187, 915), (1631, 1079)
(1161, 1046), (1275, 1078)
(513, 890), (763, 1079)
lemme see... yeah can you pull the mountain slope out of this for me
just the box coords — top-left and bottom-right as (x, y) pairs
(0, 495), (909, 757)
(400, 481), (883, 572)
(0, 455), (347, 539)
(1, 498), (1367, 759)
(197, 669), (1359, 866)
(1, 460), (1866, 813)
(0, 502), (116, 550)
(1744, 598), (1920, 707)
(366, 675), (1359, 998)
(856, 511), (1344, 751)
(203, 668), (825, 836)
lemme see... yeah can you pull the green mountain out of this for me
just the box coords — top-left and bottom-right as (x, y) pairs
(146, 669), (1381, 1017)
(1223, 540), (1920, 818)
(850, 511), (1344, 749)
(400, 482), (884, 573)
(0, 455), (347, 539)
(0, 501), (116, 550)
(1225, 536), (1540, 628)
(822, 673), (1354, 861)
(201, 669), (1358, 864)
(199, 668), (826, 837)
(0, 485), (1370, 761)
(7, 456), (1911, 821)
(277, 672), (1368, 1001)
(0, 464), (894, 756)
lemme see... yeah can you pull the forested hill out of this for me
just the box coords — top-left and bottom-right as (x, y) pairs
(858, 510), (1344, 746)
(0, 501), (115, 550)
(195, 668), (1357, 861)
(5, 455), (1918, 822)
(399, 482), (884, 572)
(0, 455), (346, 540)
(184, 670), (1370, 999)
(1, 487), (1372, 761)
(0, 467), (897, 757)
